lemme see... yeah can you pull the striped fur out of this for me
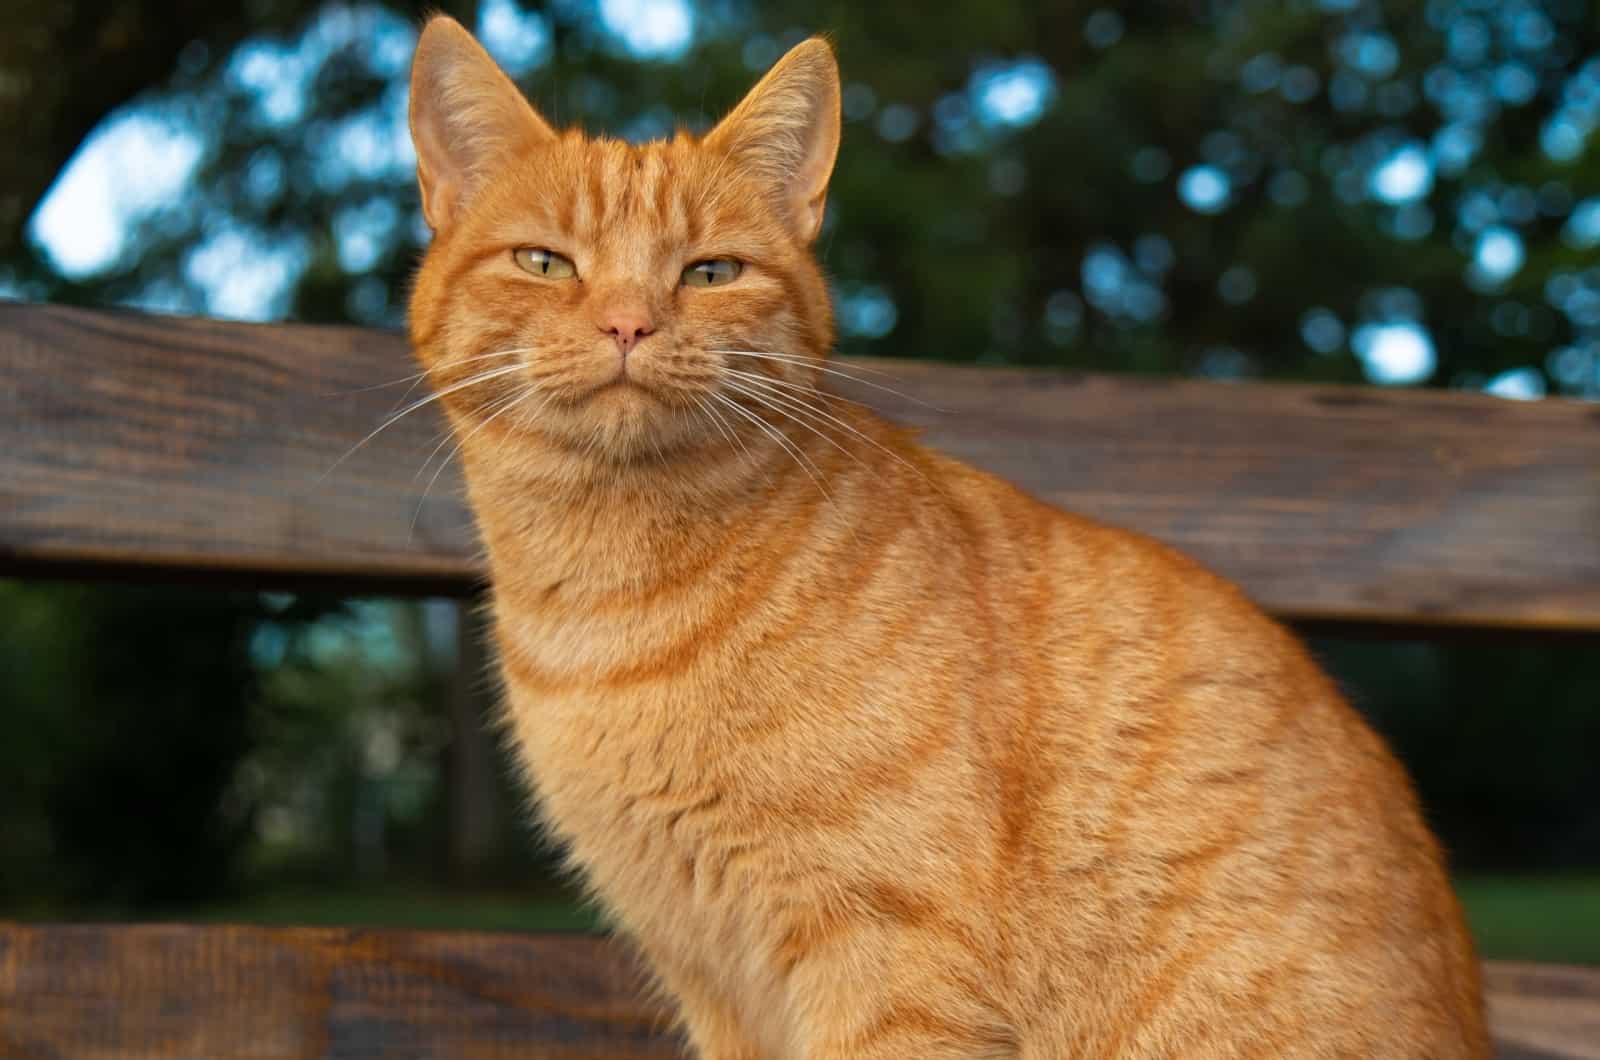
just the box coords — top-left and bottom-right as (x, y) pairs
(407, 17), (1489, 1058)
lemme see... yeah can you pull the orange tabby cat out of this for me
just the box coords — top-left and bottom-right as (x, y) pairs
(406, 17), (1488, 1058)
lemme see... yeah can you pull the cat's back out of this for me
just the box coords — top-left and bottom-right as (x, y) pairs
(924, 454), (1489, 1057)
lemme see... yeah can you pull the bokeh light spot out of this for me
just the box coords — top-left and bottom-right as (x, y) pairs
(1177, 165), (1230, 214)
(1370, 143), (1433, 204)
(1352, 321), (1436, 385)
(477, 0), (550, 75)
(598, 0), (693, 60)
(1472, 226), (1525, 286)
(30, 110), (204, 277)
(1484, 367), (1546, 401)
(971, 60), (1057, 128)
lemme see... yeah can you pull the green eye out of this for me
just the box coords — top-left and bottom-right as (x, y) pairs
(513, 248), (577, 279)
(681, 259), (742, 287)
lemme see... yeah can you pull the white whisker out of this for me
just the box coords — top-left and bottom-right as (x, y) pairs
(721, 377), (866, 475)
(409, 384), (544, 540)
(710, 391), (831, 505)
(391, 347), (540, 408)
(712, 346), (904, 380)
(721, 365), (867, 411)
(698, 396), (748, 462)
(319, 361), (530, 482)
(322, 347), (536, 402)
(696, 394), (774, 494)
(718, 381), (872, 550)
(710, 348), (945, 411)
(412, 384), (531, 483)
(319, 374), (431, 398)
(723, 369), (935, 488)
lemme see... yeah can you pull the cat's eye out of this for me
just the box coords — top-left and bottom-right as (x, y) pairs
(513, 248), (577, 280)
(681, 259), (742, 288)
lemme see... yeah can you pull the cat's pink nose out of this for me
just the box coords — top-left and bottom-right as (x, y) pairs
(600, 309), (655, 356)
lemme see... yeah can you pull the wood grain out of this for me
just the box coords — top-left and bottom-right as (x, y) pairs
(1484, 962), (1600, 1060)
(0, 923), (1592, 1059)
(0, 924), (683, 1060)
(840, 361), (1600, 634)
(3, 302), (1597, 630)
(0, 302), (482, 594)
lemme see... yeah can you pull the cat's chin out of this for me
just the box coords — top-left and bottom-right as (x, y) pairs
(529, 381), (700, 464)
(587, 376), (651, 400)
(572, 376), (671, 418)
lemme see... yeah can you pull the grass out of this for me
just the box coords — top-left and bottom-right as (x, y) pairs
(180, 882), (603, 935)
(39, 874), (1600, 966)
(1455, 875), (1600, 966)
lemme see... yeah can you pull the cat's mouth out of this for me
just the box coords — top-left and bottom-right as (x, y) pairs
(579, 373), (662, 411)
(573, 350), (680, 407)
(590, 377), (644, 398)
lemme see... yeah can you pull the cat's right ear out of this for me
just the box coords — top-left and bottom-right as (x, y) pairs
(705, 38), (841, 243)
(409, 15), (555, 232)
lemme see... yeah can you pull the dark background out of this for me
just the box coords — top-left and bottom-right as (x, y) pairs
(1, 0), (1596, 962)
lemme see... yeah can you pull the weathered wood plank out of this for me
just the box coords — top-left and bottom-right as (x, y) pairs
(0, 924), (683, 1059)
(0, 924), (1593, 1058)
(851, 361), (1600, 634)
(3, 302), (1597, 630)
(1484, 962), (1600, 1060)
(0, 302), (479, 595)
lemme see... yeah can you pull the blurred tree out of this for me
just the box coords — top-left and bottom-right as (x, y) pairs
(0, 582), (264, 907)
(3, 0), (288, 250)
(444, 604), (506, 883)
(0, 0), (482, 254)
(240, 596), (561, 887)
(3, 0), (1598, 395)
(1318, 635), (1600, 869)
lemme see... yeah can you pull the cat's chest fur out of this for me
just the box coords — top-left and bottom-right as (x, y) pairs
(501, 600), (793, 870)
(487, 542), (973, 1056)
(501, 654), (805, 1049)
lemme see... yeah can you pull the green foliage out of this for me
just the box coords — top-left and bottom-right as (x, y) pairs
(233, 597), (566, 888)
(144, 875), (1600, 965)
(243, 598), (446, 877)
(1320, 635), (1600, 869)
(8, 0), (1600, 395)
(183, 882), (600, 933)
(1456, 875), (1600, 964)
(0, 582), (262, 907)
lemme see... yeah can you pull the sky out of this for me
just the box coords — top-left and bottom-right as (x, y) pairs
(28, 0), (694, 287)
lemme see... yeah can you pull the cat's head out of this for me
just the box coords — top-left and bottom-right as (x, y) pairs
(407, 16), (840, 466)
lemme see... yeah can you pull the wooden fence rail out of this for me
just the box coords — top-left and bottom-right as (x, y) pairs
(3, 302), (1598, 630)
(3, 925), (1599, 1059)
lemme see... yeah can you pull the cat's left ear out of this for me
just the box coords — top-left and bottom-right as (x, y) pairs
(409, 15), (556, 231)
(705, 37), (841, 242)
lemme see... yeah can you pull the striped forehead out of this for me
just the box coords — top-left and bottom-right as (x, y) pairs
(557, 138), (698, 254)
